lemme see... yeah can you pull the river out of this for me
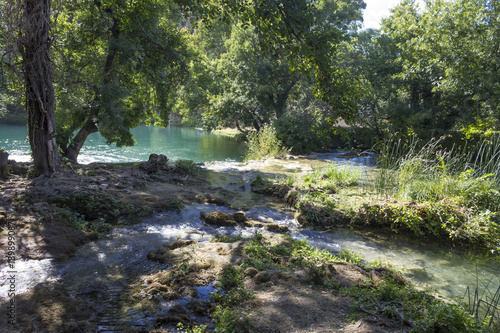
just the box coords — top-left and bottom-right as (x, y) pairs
(0, 124), (244, 163)
(0, 123), (499, 330)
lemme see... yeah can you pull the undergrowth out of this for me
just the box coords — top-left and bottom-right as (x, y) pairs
(244, 124), (290, 161)
(250, 135), (500, 253)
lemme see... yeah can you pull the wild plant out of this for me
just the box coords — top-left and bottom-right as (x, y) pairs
(244, 124), (290, 161)
(373, 134), (500, 209)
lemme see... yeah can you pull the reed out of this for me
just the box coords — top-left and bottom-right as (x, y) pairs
(464, 284), (500, 329)
(373, 134), (500, 208)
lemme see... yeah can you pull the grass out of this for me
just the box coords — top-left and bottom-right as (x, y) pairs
(217, 233), (495, 332)
(250, 134), (500, 253)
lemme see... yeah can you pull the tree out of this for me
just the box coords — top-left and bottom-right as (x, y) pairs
(52, 0), (188, 162)
(371, 0), (500, 138)
(338, 29), (401, 138)
(204, 24), (301, 132)
(19, 0), (61, 175)
(7, 0), (368, 168)
(177, 0), (366, 132)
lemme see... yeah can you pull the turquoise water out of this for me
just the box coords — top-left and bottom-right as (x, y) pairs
(0, 124), (244, 163)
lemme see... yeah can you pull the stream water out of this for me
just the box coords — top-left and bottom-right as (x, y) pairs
(1, 128), (499, 331)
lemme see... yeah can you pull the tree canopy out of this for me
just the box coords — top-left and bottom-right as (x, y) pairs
(2, 0), (500, 169)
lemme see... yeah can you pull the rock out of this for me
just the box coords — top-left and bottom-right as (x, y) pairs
(147, 282), (169, 294)
(324, 263), (337, 277)
(254, 270), (275, 283)
(233, 211), (247, 222)
(200, 211), (237, 226)
(244, 267), (259, 277)
(307, 267), (324, 285)
(264, 223), (289, 233)
(188, 300), (209, 315)
(369, 270), (384, 286)
(168, 304), (188, 315)
(147, 239), (196, 263)
(195, 194), (230, 206)
(99, 184), (109, 190)
(139, 154), (168, 174)
(167, 239), (196, 250)
(180, 286), (198, 297)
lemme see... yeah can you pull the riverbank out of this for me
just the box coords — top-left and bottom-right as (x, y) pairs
(250, 159), (500, 256)
(0, 157), (497, 332)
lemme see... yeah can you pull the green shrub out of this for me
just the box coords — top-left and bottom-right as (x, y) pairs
(300, 163), (361, 191)
(244, 124), (290, 161)
(174, 159), (200, 176)
(274, 111), (335, 153)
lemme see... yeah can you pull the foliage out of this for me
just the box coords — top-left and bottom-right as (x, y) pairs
(174, 159), (200, 176)
(42, 191), (151, 237)
(374, 134), (500, 204)
(176, 323), (208, 333)
(301, 163), (361, 189)
(274, 110), (337, 153)
(342, 282), (489, 333)
(48, 192), (139, 222)
(212, 305), (254, 333)
(52, 0), (189, 162)
(244, 124), (290, 161)
(176, 0), (366, 134)
(210, 234), (243, 243)
(339, 0), (500, 140)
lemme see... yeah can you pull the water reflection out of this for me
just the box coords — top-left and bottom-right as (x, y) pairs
(0, 124), (244, 163)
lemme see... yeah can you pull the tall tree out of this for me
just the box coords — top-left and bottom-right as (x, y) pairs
(177, 0), (366, 131)
(53, 0), (188, 162)
(204, 24), (301, 132)
(19, 0), (61, 175)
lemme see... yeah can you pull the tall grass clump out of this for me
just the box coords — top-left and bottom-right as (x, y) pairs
(300, 163), (362, 191)
(369, 134), (500, 251)
(373, 134), (500, 207)
(372, 134), (420, 196)
(244, 124), (290, 161)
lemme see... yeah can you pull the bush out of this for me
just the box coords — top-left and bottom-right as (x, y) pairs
(244, 124), (289, 161)
(274, 111), (336, 153)
(174, 159), (200, 176)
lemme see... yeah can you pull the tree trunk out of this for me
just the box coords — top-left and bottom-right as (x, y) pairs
(64, 111), (99, 163)
(0, 150), (9, 178)
(20, 0), (60, 175)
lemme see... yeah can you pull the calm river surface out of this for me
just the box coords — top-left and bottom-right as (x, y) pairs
(0, 124), (244, 163)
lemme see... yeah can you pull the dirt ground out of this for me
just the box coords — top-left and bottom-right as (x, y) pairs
(1, 160), (411, 332)
(138, 237), (412, 333)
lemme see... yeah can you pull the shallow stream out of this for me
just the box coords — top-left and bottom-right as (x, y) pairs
(1, 154), (499, 331)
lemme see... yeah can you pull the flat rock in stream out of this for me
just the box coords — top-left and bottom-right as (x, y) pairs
(200, 211), (289, 232)
(147, 239), (196, 263)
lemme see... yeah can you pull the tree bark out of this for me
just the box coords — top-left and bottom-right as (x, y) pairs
(0, 150), (9, 178)
(20, 0), (61, 175)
